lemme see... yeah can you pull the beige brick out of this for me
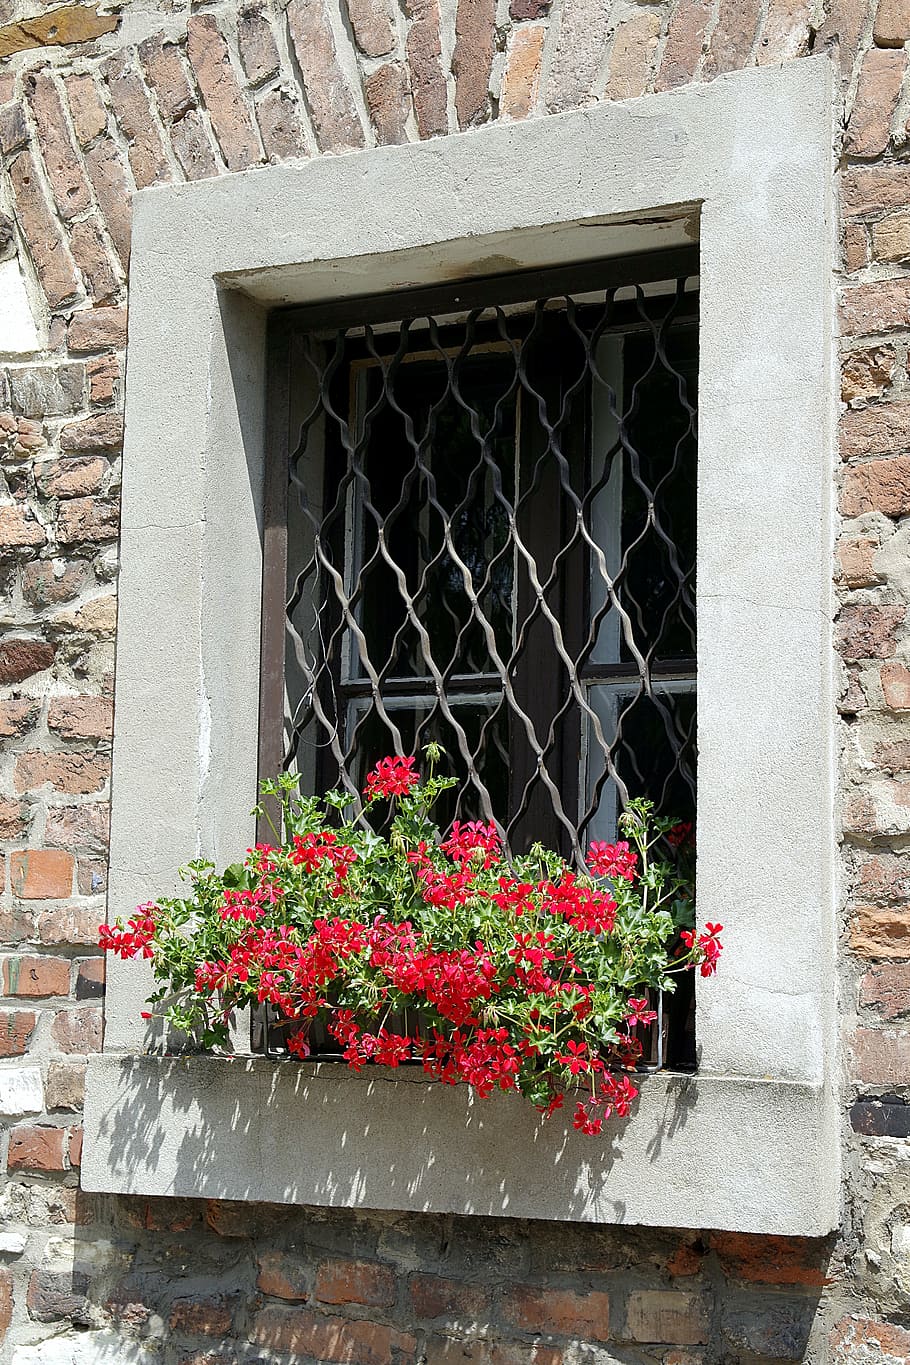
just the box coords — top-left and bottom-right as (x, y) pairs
(872, 210), (910, 263)
(47, 695), (113, 742)
(255, 88), (308, 162)
(63, 72), (108, 145)
(844, 221), (867, 273)
(546, 0), (611, 112)
(501, 24), (545, 122)
(14, 752), (109, 796)
(626, 1290), (710, 1345)
(841, 402), (910, 460)
(83, 137), (132, 269)
(755, 0), (813, 63)
(838, 537), (880, 588)
(604, 9), (661, 101)
(882, 661), (910, 710)
(852, 1026), (910, 1084)
(68, 214), (119, 305)
(841, 346), (893, 402)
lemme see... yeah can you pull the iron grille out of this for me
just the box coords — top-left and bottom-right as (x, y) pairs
(260, 249), (698, 875)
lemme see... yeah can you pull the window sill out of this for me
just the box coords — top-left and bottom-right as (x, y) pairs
(83, 1054), (838, 1235)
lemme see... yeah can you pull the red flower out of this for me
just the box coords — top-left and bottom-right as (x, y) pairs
(587, 840), (638, 882)
(364, 755), (420, 800)
(624, 996), (657, 1027)
(666, 821), (694, 849)
(440, 821), (502, 868)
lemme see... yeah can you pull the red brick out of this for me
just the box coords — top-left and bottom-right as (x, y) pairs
(47, 695), (113, 743)
(78, 859), (108, 896)
(251, 1308), (416, 1363)
(238, 6), (283, 80)
(56, 497), (120, 546)
(510, 0), (550, 14)
(843, 456), (910, 520)
(875, 737), (910, 772)
(14, 752), (108, 797)
(8, 149), (80, 309)
(0, 800), (28, 842)
(604, 9), (661, 101)
(842, 347), (893, 403)
(1, 954), (70, 998)
(709, 1232), (827, 1286)
(63, 72), (108, 146)
(38, 456), (108, 499)
(287, 0), (366, 152)
(404, 0), (448, 139)
(25, 72), (92, 221)
(204, 1199), (290, 1238)
(67, 216), (118, 306)
(876, 0), (910, 45)
(831, 1316), (910, 1363)
(851, 905), (910, 958)
(0, 505), (46, 551)
(315, 1257), (397, 1307)
(347, 0), (396, 57)
(846, 48), (905, 157)
(861, 963), (910, 1020)
(170, 109), (220, 181)
(23, 560), (89, 609)
(656, 0), (712, 90)
(838, 538), (879, 588)
(68, 1126), (83, 1168)
(852, 1026), (910, 1084)
(882, 661), (910, 711)
(11, 850), (73, 900)
(844, 166), (910, 217)
(51, 1006), (102, 1054)
(815, 0), (868, 82)
(60, 413), (123, 455)
(0, 1266), (11, 1343)
(836, 605), (904, 662)
(103, 53), (170, 189)
(0, 1009), (37, 1057)
(82, 137), (132, 269)
(625, 1290), (709, 1345)
(8, 1125), (66, 1173)
(256, 1250), (309, 1300)
(425, 1344), (561, 1365)
(255, 88), (308, 162)
(87, 353), (119, 406)
(186, 15), (261, 171)
(702, 0), (761, 76)
(169, 1295), (236, 1336)
(44, 803), (110, 853)
(409, 1273), (490, 1320)
(38, 904), (104, 947)
(453, 0), (496, 128)
(667, 1244), (704, 1277)
(67, 307), (128, 353)
(0, 700), (39, 739)
(138, 34), (195, 120)
(500, 1287), (610, 1340)
(854, 853), (910, 904)
(841, 402), (910, 462)
(500, 25), (545, 122)
(844, 221), (867, 272)
(46, 1060), (86, 1110)
(0, 100), (27, 155)
(841, 280), (910, 337)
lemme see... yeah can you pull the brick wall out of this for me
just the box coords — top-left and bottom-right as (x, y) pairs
(0, 0), (908, 1360)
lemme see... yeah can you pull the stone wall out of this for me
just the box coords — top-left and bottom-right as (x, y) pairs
(0, 0), (908, 1360)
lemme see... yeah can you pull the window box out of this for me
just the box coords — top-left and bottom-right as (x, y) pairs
(84, 58), (840, 1234)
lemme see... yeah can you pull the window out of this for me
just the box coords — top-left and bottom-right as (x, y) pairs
(84, 63), (839, 1233)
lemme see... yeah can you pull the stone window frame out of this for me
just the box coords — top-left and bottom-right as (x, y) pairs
(84, 56), (841, 1235)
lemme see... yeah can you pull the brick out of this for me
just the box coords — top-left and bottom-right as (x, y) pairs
(657, 0), (712, 89)
(0, 800), (28, 841)
(500, 25), (544, 121)
(755, 0), (813, 63)
(815, 0), (868, 82)
(852, 1025), (910, 1084)
(842, 346), (893, 402)
(709, 1233), (827, 1287)
(37, 903), (103, 947)
(2, 955), (70, 997)
(838, 538), (879, 588)
(45, 803), (110, 853)
(255, 88), (308, 162)
(67, 306), (127, 353)
(63, 73), (108, 145)
(88, 353), (119, 405)
(861, 962), (910, 1020)
(510, 0), (551, 14)
(846, 781), (910, 839)
(8, 1125), (66, 1172)
(0, 1067), (44, 1117)
(315, 1257), (397, 1307)
(287, 0), (366, 152)
(624, 1290), (709, 1345)
(170, 109), (220, 181)
(15, 753), (108, 796)
(845, 165), (910, 217)
(852, 905), (910, 958)
(68, 215), (119, 305)
(121, 1195), (200, 1232)
(0, 700), (39, 739)
(501, 1287), (610, 1340)
(48, 695), (113, 742)
(347, 0), (396, 57)
(256, 1250), (309, 1300)
(57, 497), (119, 546)
(0, 1009), (36, 1057)
(78, 858), (108, 895)
(11, 850), (73, 899)
(882, 661), (910, 710)
(38, 456), (108, 499)
(844, 221), (867, 272)
(23, 559), (89, 609)
(605, 9), (661, 101)
(27, 1268), (90, 1324)
(204, 1198), (291, 1238)
(0, 505), (46, 551)
(75, 956), (104, 999)
(62, 595), (117, 637)
(836, 604), (904, 662)
(25, 72), (92, 221)
(187, 15), (260, 171)
(8, 150), (80, 309)
(409, 1273), (490, 1320)
(83, 138), (132, 269)
(60, 413), (123, 454)
(546, 0), (612, 112)
(872, 211), (910, 265)
(104, 53), (170, 189)
(453, 0), (496, 128)
(850, 1098), (910, 1137)
(841, 403), (910, 463)
(723, 1298), (814, 1359)
(251, 1308), (416, 1363)
(8, 363), (84, 417)
(0, 100), (28, 155)
(138, 34), (195, 120)
(238, 6), (282, 82)
(702, 0), (761, 76)
(842, 456), (910, 519)
(876, 0), (910, 44)
(876, 737), (910, 772)
(51, 1006), (102, 1054)
(841, 280), (910, 337)
(846, 48), (905, 157)
(46, 1060), (86, 1110)
(405, 0), (448, 139)
(0, 1267), (10, 1343)
(169, 1295), (236, 1336)
(425, 1344), (561, 1365)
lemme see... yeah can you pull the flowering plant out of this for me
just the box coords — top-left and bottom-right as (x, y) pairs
(100, 750), (721, 1135)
